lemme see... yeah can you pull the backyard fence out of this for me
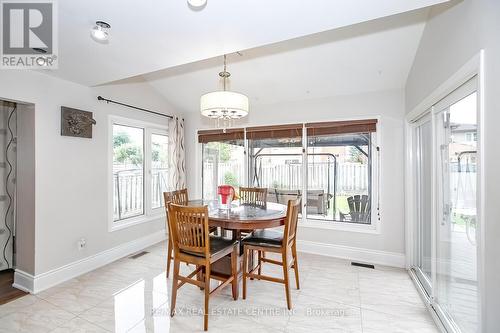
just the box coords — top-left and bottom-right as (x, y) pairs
(113, 163), (477, 221)
(113, 168), (168, 221)
(204, 161), (369, 195)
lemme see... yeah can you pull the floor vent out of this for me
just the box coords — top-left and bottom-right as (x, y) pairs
(129, 251), (149, 259)
(351, 262), (375, 269)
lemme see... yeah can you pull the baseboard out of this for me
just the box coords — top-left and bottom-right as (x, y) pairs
(297, 240), (406, 268)
(14, 229), (166, 294)
(12, 269), (34, 293)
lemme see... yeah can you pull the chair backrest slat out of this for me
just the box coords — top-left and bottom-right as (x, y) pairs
(347, 194), (370, 222)
(283, 198), (301, 246)
(240, 187), (268, 207)
(168, 203), (210, 257)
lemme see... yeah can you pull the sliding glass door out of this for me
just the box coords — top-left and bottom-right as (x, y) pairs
(410, 77), (479, 333)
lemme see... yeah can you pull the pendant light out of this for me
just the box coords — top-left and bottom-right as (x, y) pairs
(200, 54), (249, 127)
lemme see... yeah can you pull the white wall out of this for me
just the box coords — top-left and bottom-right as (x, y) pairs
(185, 89), (406, 256)
(0, 71), (178, 276)
(405, 0), (500, 331)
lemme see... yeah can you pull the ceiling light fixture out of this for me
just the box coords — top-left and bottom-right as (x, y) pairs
(187, 0), (207, 8)
(91, 21), (111, 42)
(200, 54), (249, 128)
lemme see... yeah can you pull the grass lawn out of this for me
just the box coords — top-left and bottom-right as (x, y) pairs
(315, 195), (350, 219)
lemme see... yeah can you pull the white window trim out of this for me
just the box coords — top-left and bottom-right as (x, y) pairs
(108, 115), (168, 232)
(197, 116), (382, 234)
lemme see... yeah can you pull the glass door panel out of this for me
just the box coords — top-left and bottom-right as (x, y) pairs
(435, 90), (478, 333)
(413, 116), (433, 296)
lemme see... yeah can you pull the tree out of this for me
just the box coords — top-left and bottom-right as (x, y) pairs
(348, 146), (366, 164)
(114, 144), (143, 166)
(207, 142), (233, 162)
(113, 132), (130, 148)
(152, 142), (160, 162)
(224, 171), (239, 187)
(219, 143), (232, 162)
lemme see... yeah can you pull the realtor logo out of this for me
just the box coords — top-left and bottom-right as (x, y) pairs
(1, 0), (58, 68)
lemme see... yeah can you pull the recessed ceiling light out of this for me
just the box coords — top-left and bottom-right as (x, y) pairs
(187, 0), (207, 8)
(91, 21), (111, 42)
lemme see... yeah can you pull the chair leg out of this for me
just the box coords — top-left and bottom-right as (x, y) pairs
(196, 265), (204, 290)
(203, 262), (211, 331)
(231, 245), (238, 300)
(170, 258), (180, 317)
(166, 238), (173, 278)
(292, 242), (300, 290)
(282, 251), (292, 310)
(242, 246), (248, 300)
(258, 250), (262, 275)
(249, 249), (254, 280)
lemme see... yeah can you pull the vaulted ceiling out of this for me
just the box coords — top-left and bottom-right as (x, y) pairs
(48, 0), (448, 88)
(142, 8), (429, 112)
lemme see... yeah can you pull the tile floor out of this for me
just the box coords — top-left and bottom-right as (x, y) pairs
(0, 241), (439, 332)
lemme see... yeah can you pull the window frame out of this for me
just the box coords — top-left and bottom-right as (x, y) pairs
(198, 118), (381, 234)
(108, 116), (169, 232)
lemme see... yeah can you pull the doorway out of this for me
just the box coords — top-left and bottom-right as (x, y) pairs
(0, 101), (17, 273)
(0, 100), (27, 304)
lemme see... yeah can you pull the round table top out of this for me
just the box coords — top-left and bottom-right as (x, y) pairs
(187, 200), (287, 230)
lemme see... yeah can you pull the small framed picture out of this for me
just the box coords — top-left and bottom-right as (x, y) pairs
(61, 106), (96, 138)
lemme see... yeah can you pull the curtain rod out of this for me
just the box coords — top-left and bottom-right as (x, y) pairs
(97, 96), (174, 119)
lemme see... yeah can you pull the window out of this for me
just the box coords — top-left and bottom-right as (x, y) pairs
(198, 119), (379, 229)
(111, 117), (168, 229)
(199, 129), (245, 200)
(113, 124), (144, 221)
(151, 134), (169, 209)
(465, 132), (477, 142)
(247, 125), (303, 210)
(307, 132), (373, 224)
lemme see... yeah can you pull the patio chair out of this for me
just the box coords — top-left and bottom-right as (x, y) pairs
(339, 195), (371, 223)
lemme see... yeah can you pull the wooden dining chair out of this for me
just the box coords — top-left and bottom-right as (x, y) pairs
(163, 189), (189, 278)
(239, 187), (268, 207)
(168, 203), (238, 331)
(241, 198), (301, 310)
(164, 189), (220, 277)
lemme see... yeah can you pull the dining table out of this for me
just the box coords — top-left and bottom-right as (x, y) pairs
(187, 199), (288, 298)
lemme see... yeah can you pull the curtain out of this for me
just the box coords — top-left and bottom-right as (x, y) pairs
(168, 117), (186, 190)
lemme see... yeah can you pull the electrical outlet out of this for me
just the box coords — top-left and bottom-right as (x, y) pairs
(77, 238), (86, 250)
